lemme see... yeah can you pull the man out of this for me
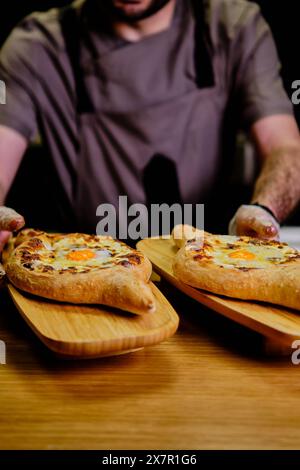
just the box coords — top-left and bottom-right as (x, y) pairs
(0, 0), (300, 249)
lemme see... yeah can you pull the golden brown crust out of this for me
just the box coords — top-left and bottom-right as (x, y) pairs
(2, 229), (44, 267)
(6, 261), (155, 315)
(13, 228), (45, 247)
(171, 224), (205, 248)
(6, 230), (156, 315)
(173, 230), (300, 311)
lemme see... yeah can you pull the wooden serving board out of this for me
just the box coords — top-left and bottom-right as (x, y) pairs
(137, 238), (300, 353)
(7, 283), (179, 359)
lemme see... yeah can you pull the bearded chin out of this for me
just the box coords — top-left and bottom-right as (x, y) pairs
(100, 0), (173, 22)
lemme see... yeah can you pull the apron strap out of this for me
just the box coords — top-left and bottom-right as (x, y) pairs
(60, 6), (94, 114)
(190, 0), (215, 88)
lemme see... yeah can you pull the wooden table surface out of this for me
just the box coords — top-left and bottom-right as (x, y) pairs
(1, 280), (300, 450)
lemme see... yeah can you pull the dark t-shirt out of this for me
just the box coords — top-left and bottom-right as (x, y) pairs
(0, 0), (293, 231)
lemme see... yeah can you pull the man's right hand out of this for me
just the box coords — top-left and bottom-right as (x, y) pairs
(228, 204), (280, 241)
(0, 206), (25, 252)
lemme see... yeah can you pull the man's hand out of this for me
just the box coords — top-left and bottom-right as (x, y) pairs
(0, 206), (25, 251)
(229, 204), (280, 240)
(0, 206), (24, 286)
(250, 115), (300, 223)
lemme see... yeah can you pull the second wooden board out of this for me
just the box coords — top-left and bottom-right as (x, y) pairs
(7, 282), (179, 358)
(137, 238), (300, 349)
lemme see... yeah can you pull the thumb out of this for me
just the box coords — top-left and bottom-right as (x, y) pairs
(230, 205), (280, 240)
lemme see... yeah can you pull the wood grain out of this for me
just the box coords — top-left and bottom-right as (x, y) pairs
(7, 283), (179, 358)
(137, 238), (300, 348)
(1, 286), (300, 450)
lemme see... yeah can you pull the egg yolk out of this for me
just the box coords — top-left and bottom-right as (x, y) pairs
(228, 250), (256, 260)
(66, 249), (96, 261)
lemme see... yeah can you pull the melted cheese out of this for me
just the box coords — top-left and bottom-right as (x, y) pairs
(28, 236), (135, 272)
(189, 234), (299, 270)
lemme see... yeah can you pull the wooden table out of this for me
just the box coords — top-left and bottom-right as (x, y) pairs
(0, 280), (300, 450)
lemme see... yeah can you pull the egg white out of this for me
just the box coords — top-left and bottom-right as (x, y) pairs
(30, 238), (134, 271)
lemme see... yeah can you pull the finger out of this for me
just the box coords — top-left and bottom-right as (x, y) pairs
(237, 216), (279, 240)
(260, 222), (279, 239)
(0, 207), (25, 231)
(250, 217), (279, 239)
(0, 231), (12, 251)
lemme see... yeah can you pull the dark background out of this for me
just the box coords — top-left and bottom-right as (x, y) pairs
(1, 1), (299, 230)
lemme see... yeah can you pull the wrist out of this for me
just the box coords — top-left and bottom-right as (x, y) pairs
(250, 200), (280, 223)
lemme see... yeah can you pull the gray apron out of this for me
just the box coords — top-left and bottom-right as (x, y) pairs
(61, 0), (226, 233)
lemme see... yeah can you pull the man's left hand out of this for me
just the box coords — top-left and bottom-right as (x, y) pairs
(229, 204), (280, 240)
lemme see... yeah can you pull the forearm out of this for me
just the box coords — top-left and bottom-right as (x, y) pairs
(251, 144), (300, 222)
